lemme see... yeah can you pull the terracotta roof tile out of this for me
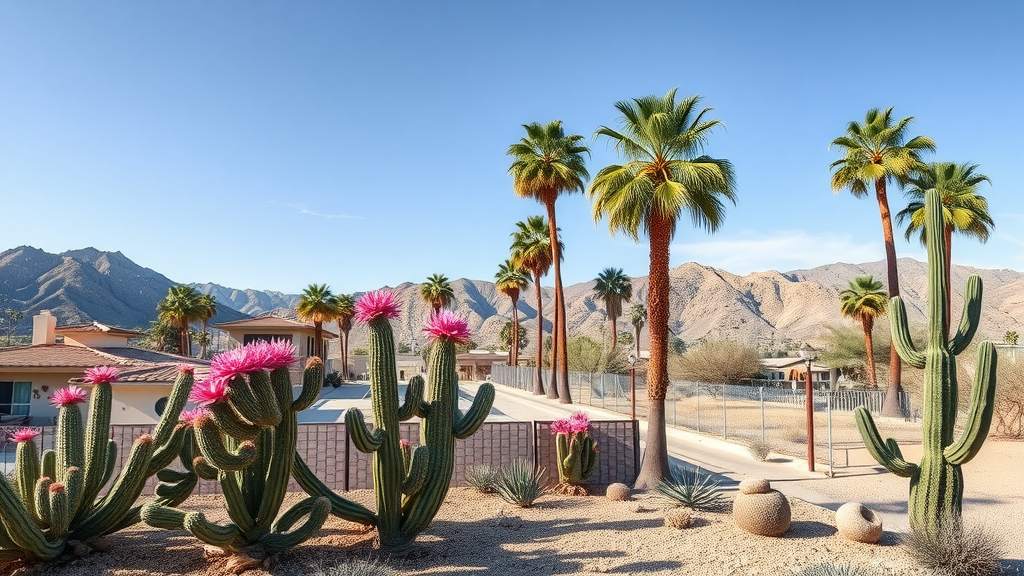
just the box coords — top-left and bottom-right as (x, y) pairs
(56, 323), (144, 337)
(0, 344), (211, 384)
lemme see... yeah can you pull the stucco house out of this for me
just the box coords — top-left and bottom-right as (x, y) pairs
(0, 311), (210, 426)
(213, 313), (338, 379)
(760, 356), (832, 387)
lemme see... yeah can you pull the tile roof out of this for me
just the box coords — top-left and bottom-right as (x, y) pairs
(214, 314), (338, 338)
(0, 344), (210, 383)
(56, 322), (144, 337)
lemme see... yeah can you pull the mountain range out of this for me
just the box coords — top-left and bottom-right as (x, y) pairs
(1, 246), (1021, 352)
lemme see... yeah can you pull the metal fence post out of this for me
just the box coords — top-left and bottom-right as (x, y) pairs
(827, 392), (834, 477)
(601, 374), (606, 409)
(760, 386), (765, 443)
(722, 384), (728, 440)
(696, 382), (700, 432)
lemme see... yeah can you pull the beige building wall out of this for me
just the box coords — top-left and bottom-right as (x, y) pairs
(0, 370), (79, 424)
(104, 384), (172, 425)
(61, 334), (131, 348)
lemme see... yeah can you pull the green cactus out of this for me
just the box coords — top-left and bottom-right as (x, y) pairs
(142, 344), (354, 553)
(336, 293), (494, 549)
(550, 412), (598, 495)
(0, 366), (197, 565)
(855, 188), (997, 536)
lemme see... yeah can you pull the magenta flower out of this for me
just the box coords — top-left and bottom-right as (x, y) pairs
(189, 378), (230, 406)
(179, 407), (211, 426)
(208, 346), (259, 384)
(399, 438), (412, 448)
(423, 310), (471, 344)
(252, 339), (297, 370)
(83, 366), (119, 384)
(51, 385), (88, 407)
(550, 411), (591, 436)
(177, 363), (195, 374)
(550, 419), (570, 435)
(355, 289), (401, 324)
(9, 428), (40, 443)
(49, 482), (66, 494)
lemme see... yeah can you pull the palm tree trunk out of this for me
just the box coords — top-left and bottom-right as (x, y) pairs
(179, 322), (189, 358)
(342, 328), (350, 380)
(545, 200), (571, 404)
(875, 177), (904, 417)
(200, 320), (209, 359)
(511, 294), (520, 367)
(635, 326), (641, 357)
(610, 313), (618, 351)
(532, 271), (547, 397)
(314, 322), (323, 361)
(634, 215), (673, 490)
(863, 315), (877, 387)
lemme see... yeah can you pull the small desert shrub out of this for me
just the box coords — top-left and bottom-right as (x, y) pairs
(464, 464), (500, 493)
(606, 482), (631, 501)
(663, 507), (691, 529)
(902, 520), (1004, 576)
(315, 558), (395, 576)
(746, 438), (772, 461)
(655, 466), (726, 511)
(796, 563), (873, 576)
(494, 459), (546, 508)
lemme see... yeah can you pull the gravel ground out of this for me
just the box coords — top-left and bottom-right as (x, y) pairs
(8, 487), (1022, 576)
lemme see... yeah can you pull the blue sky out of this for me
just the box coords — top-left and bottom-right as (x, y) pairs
(2, 1), (1021, 295)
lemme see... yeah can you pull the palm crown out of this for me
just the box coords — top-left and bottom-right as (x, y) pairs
(839, 275), (888, 386)
(495, 260), (531, 301)
(421, 273), (455, 314)
(156, 285), (206, 356)
(509, 216), (560, 276)
(593, 268), (632, 320)
(507, 121), (590, 204)
(897, 162), (993, 246)
(829, 107), (936, 196)
(296, 283), (341, 360)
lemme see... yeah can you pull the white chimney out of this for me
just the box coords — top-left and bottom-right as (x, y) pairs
(32, 310), (57, 345)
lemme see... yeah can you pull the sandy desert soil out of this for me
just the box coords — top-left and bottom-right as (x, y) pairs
(8, 486), (1022, 576)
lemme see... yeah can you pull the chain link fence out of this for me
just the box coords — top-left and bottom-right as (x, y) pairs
(490, 364), (920, 473)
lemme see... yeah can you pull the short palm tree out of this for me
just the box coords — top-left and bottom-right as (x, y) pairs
(495, 259), (532, 367)
(508, 120), (590, 404)
(897, 161), (993, 326)
(421, 273), (455, 316)
(629, 303), (647, 357)
(830, 107), (935, 417)
(296, 283), (341, 361)
(156, 285), (205, 357)
(593, 268), (633, 350)
(589, 89), (736, 489)
(511, 216), (558, 397)
(839, 276), (888, 387)
(336, 293), (355, 380)
(197, 293), (217, 359)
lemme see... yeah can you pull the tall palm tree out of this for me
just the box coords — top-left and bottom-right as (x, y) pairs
(336, 293), (355, 380)
(508, 120), (590, 404)
(897, 161), (993, 327)
(589, 89), (736, 489)
(495, 259), (532, 367)
(839, 276), (888, 387)
(511, 216), (558, 397)
(830, 107), (935, 417)
(156, 285), (205, 357)
(592, 268), (633, 350)
(421, 273), (455, 316)
(296, 283), (341, 361)
(629, 303), (647, 357)
(197, 293), (217, 359)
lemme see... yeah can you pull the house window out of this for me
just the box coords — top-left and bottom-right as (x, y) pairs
(0, 381), (31, 416)
(243, 334), (294, 346)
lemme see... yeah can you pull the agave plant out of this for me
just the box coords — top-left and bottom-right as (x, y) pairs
(654, 466), (726, 511)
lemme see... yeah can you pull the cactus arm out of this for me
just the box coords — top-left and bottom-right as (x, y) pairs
(208, 402), (261, 441)
(55, 403), (85, 485)
(78, 383), (111, 517)
(291, 452), (377, 526)
(220, 470), (257, 536)
(34, 477), (52, 526)
(948, 276), (983, 355)
(255, 406), (297, 533)
(48, 485), (71, 536)
(0, 475), (63, 560)
(150, 370), (194, 447)
(260, 497), (330, 551)
(855, 408), (919, 478)
(100, 441), (117, 488)
(14, 440), (40, 520)
(225, 375), (280, 428)
(944, 341), (998, 466)
(147, 424), (189, 476)
(193, 418), (258, 471)
(453, 383), (494, 439)
(398, 375), (426, 421)
(41, 450), (55, 480)
(345, 408), (383, 453)
(183, 511), (244, 551)
(580, 436), (597, 481)
(72, 435), (155, 538)
(140, 502), (187, 530)
(401, 446), (429, 496)
(291, 360), (324, 412)
(193, 457), (219, 480)
(889, 297), (926, 369)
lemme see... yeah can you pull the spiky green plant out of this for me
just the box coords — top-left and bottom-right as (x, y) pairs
(464, 464), (501, 493)
(0, 366), (196, 565)
(855, 188), (998, 537)
(654, 466), (726, 511)
(550, 412), (598, 495)
(142, 341), (354, 552)
(340, 291), (494, 549)
(494, 459), (546, 508)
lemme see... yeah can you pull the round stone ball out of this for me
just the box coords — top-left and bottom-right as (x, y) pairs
(664, 507), (692, 529)
(835, 502), (883, 543)
(606, 483), (632, 501)
(733, 489), (791, 536)
(739, 477), (772, 495)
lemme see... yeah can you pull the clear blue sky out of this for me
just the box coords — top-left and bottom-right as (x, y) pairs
(2, 1), (1021, 295)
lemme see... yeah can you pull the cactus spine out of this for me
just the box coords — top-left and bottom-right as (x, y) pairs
(855, 188), (997, 536)
(0, 366), (196, 565)
(342, 291), (494, 549)
(551, 412), (598, 495)
(142, 342), (345, 552)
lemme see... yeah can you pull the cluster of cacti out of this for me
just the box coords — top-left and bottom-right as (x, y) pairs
(0, 365), (196, 563)
(550, 411), (598, 495)
(141, 340), (354, 552)
(855, 188), (998, 537)
(330, 290), (494, 549)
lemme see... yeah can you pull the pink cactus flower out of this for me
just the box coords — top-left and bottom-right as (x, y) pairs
(399, 438), (412, 448)
(550, 419), (570, 435)
(83, 366), (119, 384)
(189, 378), (230, 406)
(51, 385), (88, 407)
(355, 289), (401, 324)
(177, 363), (196, 374)
(550, 411), (591, 436)
(179, 407), (211, 425)
(208, 346), (259, 384)
(253, 339), (298, 370)
(423, 310), (471, 344)
(9, 428), (40, 443)
(49, 482), (66, 493)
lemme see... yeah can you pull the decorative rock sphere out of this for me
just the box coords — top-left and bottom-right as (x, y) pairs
(606, 483), (632, 501)
(733, 477), (791, 536)
(664, 507), (692, 529)
(835, 502), (883, 543)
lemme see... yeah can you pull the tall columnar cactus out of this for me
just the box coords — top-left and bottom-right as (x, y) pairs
(342, 290), (494, 549)
(855, 188), (997, 536)
(0, 365), (196, 565)
(142, 340), (350, 552)
(551, 411), (598, 495)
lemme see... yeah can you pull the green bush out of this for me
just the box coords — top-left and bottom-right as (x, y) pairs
(314, 558), (395, 576)
(902, 520), (1004, 576)
(464, 464), (501, 494)
(746, 438), (772, 461)
(494, 459), (546, 508)
(655, 466), (726, 511)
